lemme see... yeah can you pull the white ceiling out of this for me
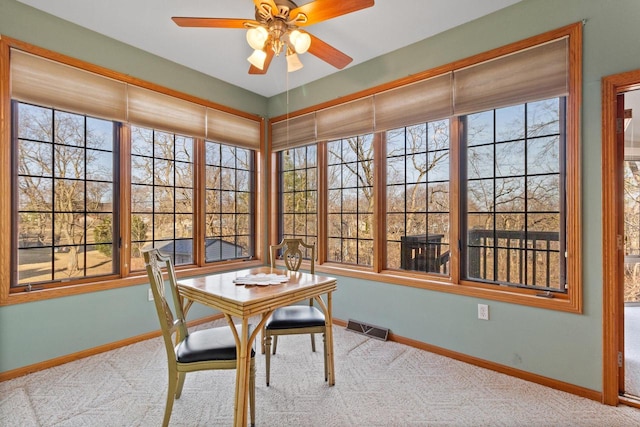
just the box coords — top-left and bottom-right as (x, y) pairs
(17, 0), (522, 98)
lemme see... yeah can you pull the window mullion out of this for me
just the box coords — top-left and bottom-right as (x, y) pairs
(493, 110), (498, 283)
(193, 137), (205, 266)
(317, 141), (328, 265)
(83, 116), (88, 276)
(449, 117), (462, 283)
(373, 132), (385, 272)
(50, 108), (56, 282)
(119, 124), (132, 276)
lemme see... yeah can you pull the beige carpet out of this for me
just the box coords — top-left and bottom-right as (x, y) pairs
(2, 318), (640, 427)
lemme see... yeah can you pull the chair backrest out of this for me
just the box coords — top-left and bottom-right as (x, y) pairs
(270, 238), (315, 274)
(143, 248), (188, 364)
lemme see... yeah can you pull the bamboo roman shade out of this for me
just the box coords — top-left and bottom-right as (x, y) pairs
(127, 85), (206, 138)
(206, 108), (261, 149)
(271, 36), (570, 150)
(374, 73), (453, 132)
(271, 113), (316, 151)
(11, 49), (127, 122)
(10, 48), (260, 148)
(316, 96), (375, 141)
(453, 37), (569, 115)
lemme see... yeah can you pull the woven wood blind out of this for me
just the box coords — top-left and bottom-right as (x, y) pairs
(270, 35), (569, 150)
(453, 37), (569, 115)
(271, 112), (316, 152)
(11, 48), (260, 149)
(206, 108), (261, 149)
(127, 85), (206, 138)
(316, 96), (375, 141)
(375, 73), (453, 132)
(11, 49), (127, 122)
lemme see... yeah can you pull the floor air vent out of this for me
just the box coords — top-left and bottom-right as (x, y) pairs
(346, 319), (389, 341)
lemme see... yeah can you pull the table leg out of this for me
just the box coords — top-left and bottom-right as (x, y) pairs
(224, 315), (250, 427)
(326, 291), (335, 386)
(224, 311), (273, 426)
(314, 292), (336, 386)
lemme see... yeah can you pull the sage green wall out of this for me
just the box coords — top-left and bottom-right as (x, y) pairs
(0, 285), (216, 371)
(1, 0), (640, 395)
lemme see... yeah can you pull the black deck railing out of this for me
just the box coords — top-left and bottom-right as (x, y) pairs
(467, 229), (561, 289)
(400, 234), (449, 274)
(400, 229), (562, 290)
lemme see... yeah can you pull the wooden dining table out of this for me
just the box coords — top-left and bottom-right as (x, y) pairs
(177, 266), (337, 427)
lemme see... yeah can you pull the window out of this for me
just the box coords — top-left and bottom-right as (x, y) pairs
(3, 40), (262, 300)
(386, 120), (451, 275)
(279, 145), (318, 249)
(204, 140), (255, 262)
(130, 126), (194, 270)
(271, 24), (581, 311)
(327, 135), (374, 266)
(11, 110), (258, 290)
(13, 102), (118, 286)
(462, 99), (565, 291)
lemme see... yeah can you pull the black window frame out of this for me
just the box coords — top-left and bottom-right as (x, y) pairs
(11, 100), (120, 289)
(204, 139), (256, 263)
(277, 145), (318, 252)
(460, 98), (567, 293)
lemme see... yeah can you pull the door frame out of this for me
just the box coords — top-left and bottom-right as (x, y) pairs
(602, 69), (640, 405)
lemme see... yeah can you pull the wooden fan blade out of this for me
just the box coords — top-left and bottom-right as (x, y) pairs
(290, 0), (374, 26)
(249, 49), (275, 74)
(253, 0), (279, 16)
(307, 32), (353, 69)
(172, 17), (255, 28)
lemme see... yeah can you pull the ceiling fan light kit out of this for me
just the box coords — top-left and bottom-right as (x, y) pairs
(288, 29), (311, 54)
(246, 26), (269, 50)
(172, 0), (375, 75)
(247, 48), (268, 70)
(285, 50), (304, 72)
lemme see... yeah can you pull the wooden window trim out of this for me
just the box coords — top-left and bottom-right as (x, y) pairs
(601, 69), (640, 405)
(269, 23), (582, 313)
(0, 37), (265, 306)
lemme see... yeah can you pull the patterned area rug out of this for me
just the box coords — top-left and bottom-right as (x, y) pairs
(2, 318), (640, 426)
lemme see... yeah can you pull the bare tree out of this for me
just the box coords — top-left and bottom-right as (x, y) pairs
(204, 142), (253, 259)
(385, 121), (451, 271)
(280, 147), (318, 259)
(465, 100), (563, 287)
(17, 106), (114, 280)
(129, 127), (194, 267)
(327, 135), (374, 265)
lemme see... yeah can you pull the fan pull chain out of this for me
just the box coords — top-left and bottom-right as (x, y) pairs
(285, 68), (290, 155)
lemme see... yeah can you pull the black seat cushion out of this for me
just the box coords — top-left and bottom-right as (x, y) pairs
(266, 306), (325, 330)
(176, 325), (255, 363)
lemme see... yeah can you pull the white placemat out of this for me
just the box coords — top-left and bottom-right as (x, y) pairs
(233, 273), (289, 286)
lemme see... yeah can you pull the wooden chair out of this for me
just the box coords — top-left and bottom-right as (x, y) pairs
(143, 248), (255, 427)
(263, 238), (327, 386)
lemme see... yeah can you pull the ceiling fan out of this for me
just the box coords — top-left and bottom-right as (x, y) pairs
(172, 0), (375, 75)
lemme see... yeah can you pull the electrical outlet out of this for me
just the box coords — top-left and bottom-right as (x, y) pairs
(478, 303), (489, 320)
(148, 288), (154, 302)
